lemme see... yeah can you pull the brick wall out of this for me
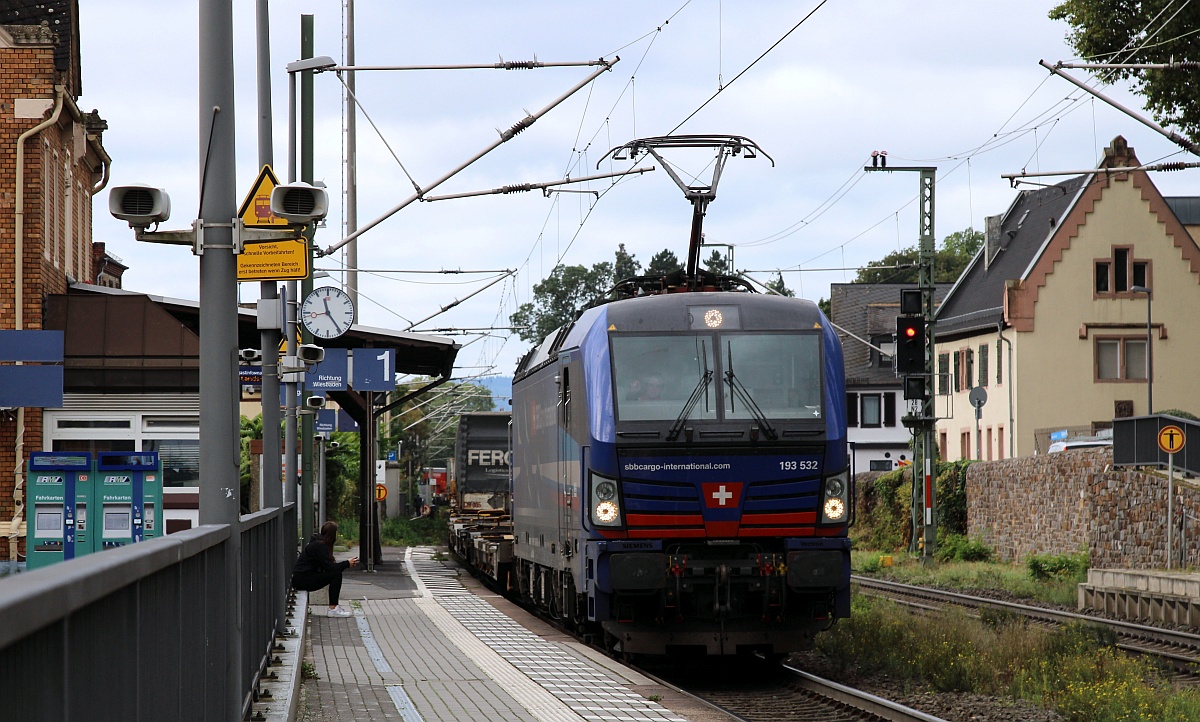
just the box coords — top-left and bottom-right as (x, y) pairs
(0, 33), (95, 561)
(967, 449), (1200, 569)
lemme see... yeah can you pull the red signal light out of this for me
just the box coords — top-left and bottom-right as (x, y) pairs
(903, 326), (917, 339)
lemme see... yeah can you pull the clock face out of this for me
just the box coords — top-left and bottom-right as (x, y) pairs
(301, 286), (356, 340)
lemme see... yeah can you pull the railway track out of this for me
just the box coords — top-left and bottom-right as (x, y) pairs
(639, 656), (950, 722)
(853, 575), (1200, 679)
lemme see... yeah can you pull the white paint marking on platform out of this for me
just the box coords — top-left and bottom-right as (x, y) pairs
(386, 685), (425, 722)
(354, 608), (394, 675)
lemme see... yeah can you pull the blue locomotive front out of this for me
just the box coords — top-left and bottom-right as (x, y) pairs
(511, 291), (851, 657)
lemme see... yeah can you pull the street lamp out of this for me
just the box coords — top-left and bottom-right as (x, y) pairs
(1131, 286), (1152, 414)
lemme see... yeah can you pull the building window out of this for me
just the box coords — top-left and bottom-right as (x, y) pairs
(939, 431), (948, 459)
(1096, 337), (1148, 381)
(960, 431), (971, 459)
(871, 334), (894, 368)
(986, 427), (993, 461)
(846, 393), (858, 427)
(998, 426), (1005, 460)
(1095, 247), (1150, 296)
(978, 344), (989, 388)
(869, 459), (892, 471)
(883, 393), (896, 428)
(861, 394), (882, 428)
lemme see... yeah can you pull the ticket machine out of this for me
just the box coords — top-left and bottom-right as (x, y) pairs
(26, 452), (93, 569)
(95, 451), (163, 548)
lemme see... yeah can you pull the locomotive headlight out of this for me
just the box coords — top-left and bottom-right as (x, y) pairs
(590, 471), (622, 527)
(821, 469), (850, 525)
(594, 500), (620, 523)
(823, 497), (846, 521)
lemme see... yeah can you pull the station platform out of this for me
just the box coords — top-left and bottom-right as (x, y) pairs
(1078, 568), (1200, 627)
(289, 545), (733, 722)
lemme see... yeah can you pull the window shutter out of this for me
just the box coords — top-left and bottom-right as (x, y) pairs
(938, 353), (949, 395)
(953, 351), (961, 392)
(884, 392), (896, 427)
(995, 340), (1003, 385)
(846, 393), (858, 426)
(979, 345), (989, 388)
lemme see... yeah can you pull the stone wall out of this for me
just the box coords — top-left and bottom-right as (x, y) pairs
(967, 448), (1200, 569)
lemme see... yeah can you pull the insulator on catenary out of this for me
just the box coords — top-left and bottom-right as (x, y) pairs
(499, 116), (535, 140)
(499, 60), (540, 70)
(500, 184), (534, 194)
(1157, 162), (1187, 171)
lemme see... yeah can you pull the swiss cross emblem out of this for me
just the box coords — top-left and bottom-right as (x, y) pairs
(701, 482), (743, 509)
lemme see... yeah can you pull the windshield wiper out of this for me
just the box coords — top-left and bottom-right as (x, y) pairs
(667, 344), (712, 442)
(724, 343), (777, 440)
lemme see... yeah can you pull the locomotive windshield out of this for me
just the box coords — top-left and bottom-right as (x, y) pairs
(722, 333), (823, 420)
(611, 335), (718, 422)
(611, 331), (823, 422)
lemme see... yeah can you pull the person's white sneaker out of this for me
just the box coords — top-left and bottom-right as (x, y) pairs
(328, 605), (352, 618)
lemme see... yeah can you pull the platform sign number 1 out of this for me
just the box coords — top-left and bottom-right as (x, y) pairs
(351, 348), (395, 391)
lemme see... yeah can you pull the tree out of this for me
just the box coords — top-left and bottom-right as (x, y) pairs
(510, 261), (613, 343)
(1050, 1), (1200, 139)
(324, 431), (360, 520)
(239, 414), (263, 514)
(702, 248), (731, 275)
(646, 248), (683, 277)
(614, 243), (641, 281)
(854, 227), (984, 284)
(765, 272), (795, 297)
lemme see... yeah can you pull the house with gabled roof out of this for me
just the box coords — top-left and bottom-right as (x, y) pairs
(830, 282), (948, 473)
(934, 136), (1200, 460)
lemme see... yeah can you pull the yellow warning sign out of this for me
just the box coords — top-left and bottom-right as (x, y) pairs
(237, 238), (310, 281)
(1158, 425), (1186, 454)
(238, 165), (291, 229)
(375, 484), (388, 502)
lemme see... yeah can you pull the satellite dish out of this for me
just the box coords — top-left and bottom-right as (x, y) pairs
(969, 386), (988, 409)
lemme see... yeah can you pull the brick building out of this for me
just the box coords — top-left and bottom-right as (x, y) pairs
(1, 1), (111, 561)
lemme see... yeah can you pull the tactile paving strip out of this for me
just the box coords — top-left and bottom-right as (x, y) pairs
(405, 548), (688, 722)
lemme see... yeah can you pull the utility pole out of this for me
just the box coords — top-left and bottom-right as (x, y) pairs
(300, 14), (316, 543)
(867, 162), (938, 564)
(197, 0), (242, 715)
(253, 0), (287, 637)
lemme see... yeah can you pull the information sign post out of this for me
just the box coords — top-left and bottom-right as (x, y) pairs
(1158, 425), (1185, 569)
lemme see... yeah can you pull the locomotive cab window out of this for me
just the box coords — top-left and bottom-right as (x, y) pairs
(611, 335), (717, 422)
(722, 333), (823, 420)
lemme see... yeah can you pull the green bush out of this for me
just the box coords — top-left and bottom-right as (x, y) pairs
(936, 533), (994, 563)
(849, 469), (912, 552)
(935, 460), (972, 536)
(1026, 550), (1089, 582)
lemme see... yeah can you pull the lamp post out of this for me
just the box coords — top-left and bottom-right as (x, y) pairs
(1131, 285), (1152, 414)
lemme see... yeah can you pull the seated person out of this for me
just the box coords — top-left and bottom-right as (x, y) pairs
(291, 520), (358, 617)
(636, 374), (665, 401)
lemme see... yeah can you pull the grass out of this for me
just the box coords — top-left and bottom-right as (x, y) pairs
(817, 592), (1200, 721)
(851, 550), (1085, 607)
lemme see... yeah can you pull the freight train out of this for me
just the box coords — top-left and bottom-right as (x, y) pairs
(450, 135), (852, 658)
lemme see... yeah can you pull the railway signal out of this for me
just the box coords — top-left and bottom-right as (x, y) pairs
(895, 316), (925, 375)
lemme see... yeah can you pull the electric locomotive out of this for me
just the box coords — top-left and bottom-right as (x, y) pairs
(510, 284), (851, 656)
(509, 135), (851, 657)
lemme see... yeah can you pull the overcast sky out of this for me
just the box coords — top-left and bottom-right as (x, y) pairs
(77, 1), (1198, 382)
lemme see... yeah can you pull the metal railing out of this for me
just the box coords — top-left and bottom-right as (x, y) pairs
(0, 503), (296, 721)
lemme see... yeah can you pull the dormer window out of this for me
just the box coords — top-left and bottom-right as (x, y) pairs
(871, 334), (894, 368)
